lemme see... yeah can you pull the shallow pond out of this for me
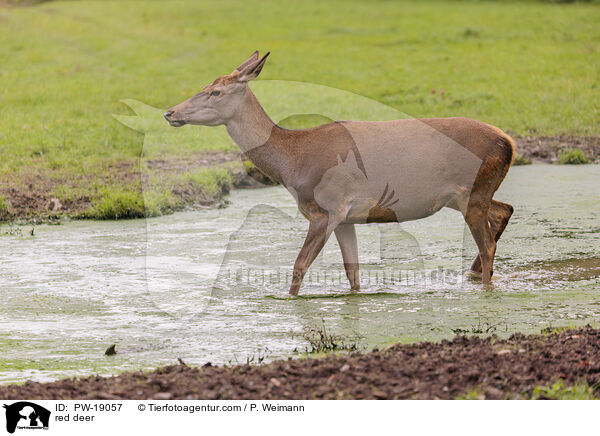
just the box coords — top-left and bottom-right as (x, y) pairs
(1, 165), (599, 383)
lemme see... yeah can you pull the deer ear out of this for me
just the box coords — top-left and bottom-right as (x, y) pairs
(234, 51), (259, 73)
(237, 52), (270, 82)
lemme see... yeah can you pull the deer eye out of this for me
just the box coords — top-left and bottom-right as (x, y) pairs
(211, 90), (221, 97)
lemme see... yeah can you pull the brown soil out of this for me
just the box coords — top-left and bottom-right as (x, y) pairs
(2, 327), (600, 400)
(0, 160), (139, 221)
(515, 135), (600, 163)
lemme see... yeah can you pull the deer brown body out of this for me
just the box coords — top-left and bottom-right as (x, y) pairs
(165, 52), (515, 294)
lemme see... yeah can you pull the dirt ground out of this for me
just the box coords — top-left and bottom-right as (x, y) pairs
(515, 135), (600, 163)
(2, 327), (600, 400)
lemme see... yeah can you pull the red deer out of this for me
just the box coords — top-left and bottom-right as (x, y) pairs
(164, 51), (515, 295)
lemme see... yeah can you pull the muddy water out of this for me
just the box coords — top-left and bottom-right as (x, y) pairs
(1, 165), (599, 383)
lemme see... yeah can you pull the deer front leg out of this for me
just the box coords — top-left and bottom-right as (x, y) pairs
(334, 224), (360, 291)
(290, 216), (332, 296)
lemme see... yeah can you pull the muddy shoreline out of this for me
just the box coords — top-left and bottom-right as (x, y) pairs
(515, 135), (600, 164)
(1, 327), (600, 400)
(0, 153), (277, 223)
(0, 135), (598, 223)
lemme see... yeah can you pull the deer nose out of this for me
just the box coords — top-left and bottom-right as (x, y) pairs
(164, 110), (174, 120)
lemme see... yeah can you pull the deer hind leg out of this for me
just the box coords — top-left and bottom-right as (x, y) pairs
(290, 215), (333, 296)
(470, 199), (514, 273)
(334, 224), (360, 291)
(464, 133), (514, 283)
(465, 203), (496, 284)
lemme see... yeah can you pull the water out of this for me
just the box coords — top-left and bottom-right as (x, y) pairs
(0, 165), (598, 383)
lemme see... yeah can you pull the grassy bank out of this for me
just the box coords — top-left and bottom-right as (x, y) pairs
(1, 0), (599, 220)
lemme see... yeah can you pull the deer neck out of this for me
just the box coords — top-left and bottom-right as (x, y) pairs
(225, 88), (292, 185)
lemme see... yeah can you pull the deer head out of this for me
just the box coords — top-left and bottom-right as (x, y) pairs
(164, 51), (269, 127)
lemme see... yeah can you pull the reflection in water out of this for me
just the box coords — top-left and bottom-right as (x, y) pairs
(0, 165), (599, 382)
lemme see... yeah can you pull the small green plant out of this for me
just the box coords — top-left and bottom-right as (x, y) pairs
(245, 347), (271, 365)
(183, 167), (232, 196)
(540, 325), (575, 335)
(225, 347), (271, 367)
(451, 317), (507, 335)
(81, 188), (145, 220)
(456, 387), (485, 400)
(458, 381), (599, 400)
(0, 195), (14, 221)
(530, 380), (597, 400)
(513, 153), (532, 165)
(558, 148), (590, 165)
(143, 189), (183, 217)
(242, 160), (255, 171)
(1, 222), (23, 237)
(301, 321), (360, 354)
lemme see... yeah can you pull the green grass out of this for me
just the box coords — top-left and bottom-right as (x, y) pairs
(530, 380), (597, 400)
(513, 153), (533, 165)
(457, 380), (598, 399)
(143, 190), (183, 217)
(0, 195), (13, 220)
(558, 148), (591, 164)
(74, 165), (234, 220)
(183, 167), (232, 197)
(78, 187), (146, 220)
(1, 0), (599, 219)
